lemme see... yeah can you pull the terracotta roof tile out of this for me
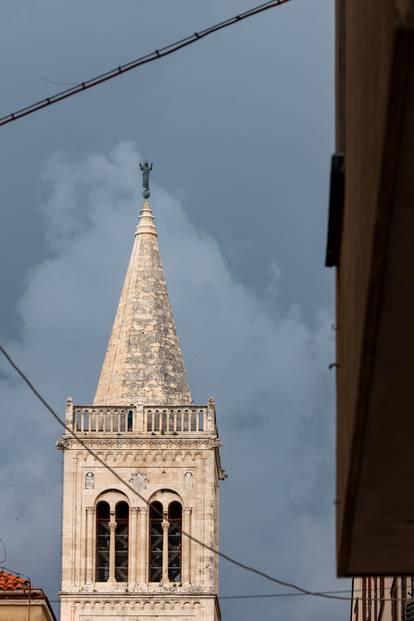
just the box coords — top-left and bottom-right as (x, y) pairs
(0, 570), (30, 591)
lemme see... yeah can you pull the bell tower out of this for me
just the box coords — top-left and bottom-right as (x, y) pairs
(58, 162), (224, 621)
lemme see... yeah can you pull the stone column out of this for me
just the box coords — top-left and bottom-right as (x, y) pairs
(129, 507), (139, 585)
(85, 507), (95, 584)
(72, 457), (78, 586)
(138, 507), (148, 584)
(108, 511), (117, 583)
(162, 513), (169, 585)
(182, 507), (192, 585)
(65, 396), (73, 427)
(207, 397), (215, 432)
(82, 506), (88, 584)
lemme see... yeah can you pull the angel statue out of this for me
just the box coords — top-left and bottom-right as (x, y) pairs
(139, 160), (153, 199)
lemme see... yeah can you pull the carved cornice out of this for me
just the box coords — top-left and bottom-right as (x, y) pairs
(58, 437), (221, 451)
(73, 449), (205, 463)
(62, 585), (213, 597)
(56, 437), (70, 451)
(60, 593), (217, 611)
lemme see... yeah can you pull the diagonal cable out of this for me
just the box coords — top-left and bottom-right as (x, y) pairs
(0, 343), (350, 602)
(0, 0), (291, 127)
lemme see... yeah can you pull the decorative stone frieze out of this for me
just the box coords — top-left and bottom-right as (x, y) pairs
(60, 437), (221, 450)
(129, 471), (149, 491)
(63, 597), (206, 610)
(184, 471), (193, 489)
(84, 472), (95, 489)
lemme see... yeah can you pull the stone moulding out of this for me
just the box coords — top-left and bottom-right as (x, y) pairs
(60, 596), (214, 611)
(62, 584), (209, 596)
(57, 437), (221, 451)
(72, 449), (206, 463)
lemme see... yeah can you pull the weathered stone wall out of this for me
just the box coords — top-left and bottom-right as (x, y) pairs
(93, 202), (191, 407)
(59, 435), (222, 621)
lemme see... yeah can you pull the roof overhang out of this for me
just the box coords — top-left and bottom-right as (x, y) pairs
(335, 0), (414, 575)
(0, 590), (57, 621)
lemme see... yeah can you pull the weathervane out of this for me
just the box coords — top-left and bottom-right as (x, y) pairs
(139, 160), (153, 199)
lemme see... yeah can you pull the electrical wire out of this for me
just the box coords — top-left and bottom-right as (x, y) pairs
(37, 589), (414, 604)
(43, 589), (354, 603)
(0, 541), (6, 566)
(40, 77), (77, 87)
(0, 0), (291, 128)
(220, 588), (353, 600)
(0, 562), (409, 606)
(0, 343), (350, 602)
(0, 538), (7, 564)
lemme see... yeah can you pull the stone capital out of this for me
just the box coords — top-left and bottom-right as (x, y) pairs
(56, 437), (69, 451)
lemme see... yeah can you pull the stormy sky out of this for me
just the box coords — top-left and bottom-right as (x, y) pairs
(0, 1), (349, 619)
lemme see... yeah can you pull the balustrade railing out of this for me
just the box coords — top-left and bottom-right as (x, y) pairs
(67, 403), (215, 435)
(72, 407), (134, 433)
(144, 407), (206, 433)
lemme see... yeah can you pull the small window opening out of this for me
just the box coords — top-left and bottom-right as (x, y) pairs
(168, 501), (182, 582)
(115, 501), (129, 581)
(127, 410), (133, 431)
(96, 501), (110, 582)
(149, 501), (163, 582)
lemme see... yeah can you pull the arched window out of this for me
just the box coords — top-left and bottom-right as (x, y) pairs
(96, 501), (110, 582)
(168, 502), (182, 582)
(115, 501), (129, 582)
(149, 501), (163, 582)
(127, 410), (133, 431)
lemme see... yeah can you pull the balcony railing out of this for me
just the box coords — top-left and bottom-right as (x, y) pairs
(66, 401), (216, 436)
(72, 407), (134, 433)
(144, 407), (205, 433)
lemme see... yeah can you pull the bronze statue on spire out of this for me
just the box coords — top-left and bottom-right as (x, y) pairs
(139, 160), (153, 199)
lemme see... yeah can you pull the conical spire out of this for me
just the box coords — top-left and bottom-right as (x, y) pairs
(93, 170), (192, 407)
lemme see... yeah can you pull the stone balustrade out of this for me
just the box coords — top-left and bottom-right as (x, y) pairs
(144, 407), (208, 433)
(71, 406), (134, 433)
(66, 400), (216, 435)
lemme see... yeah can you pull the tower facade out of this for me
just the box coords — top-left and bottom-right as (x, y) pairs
(58, 164), (224, 621)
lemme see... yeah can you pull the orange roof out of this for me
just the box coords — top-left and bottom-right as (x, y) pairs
(0, 570), (30, 591)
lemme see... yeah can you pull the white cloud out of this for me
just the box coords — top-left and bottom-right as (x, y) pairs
(0, 143), (348, 620)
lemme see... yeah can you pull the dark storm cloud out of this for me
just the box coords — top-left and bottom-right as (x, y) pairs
(0, 0), (333, 338)
(0, 144), (349, 620)
(0, 0), (344, 618)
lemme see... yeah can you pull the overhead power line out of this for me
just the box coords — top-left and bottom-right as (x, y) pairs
(44, 589), (354, 604)
(0, 343), (350, 603)
(0, 538), (7, 564)
(0, 0), (291, 128)
(43, 592), (414, 604)
(221, 588), (414, 603)
(220, 588), (354, 600)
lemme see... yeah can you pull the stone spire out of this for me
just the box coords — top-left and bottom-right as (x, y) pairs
(93, 166), (191, 406)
